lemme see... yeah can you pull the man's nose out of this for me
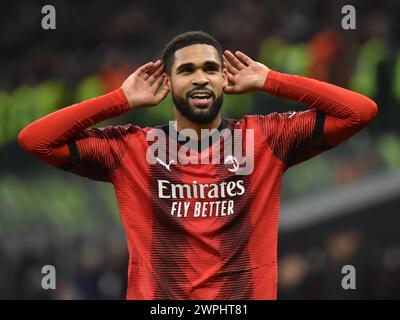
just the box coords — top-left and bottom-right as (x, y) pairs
(192, 70), (209, 86)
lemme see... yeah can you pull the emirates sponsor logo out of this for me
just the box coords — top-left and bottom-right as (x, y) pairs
(158, 179), (245, 199)
(157, 179), (245, 218)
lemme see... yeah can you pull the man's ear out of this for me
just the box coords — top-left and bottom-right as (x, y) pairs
(222, 65), (228, 88)
(163, 73), (171, 91)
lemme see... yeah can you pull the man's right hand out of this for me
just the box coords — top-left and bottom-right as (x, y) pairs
(121, 60), (169, 108)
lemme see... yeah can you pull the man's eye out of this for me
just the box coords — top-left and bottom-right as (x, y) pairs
(205, 68), (218, 73)
(182, 68), (192, 74)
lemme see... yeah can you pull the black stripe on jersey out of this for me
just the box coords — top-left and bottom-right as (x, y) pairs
(311, 111), (325, 147)
(60, 140), (80, 171)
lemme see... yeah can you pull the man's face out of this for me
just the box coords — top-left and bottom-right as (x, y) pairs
(164, 44), (228, 123)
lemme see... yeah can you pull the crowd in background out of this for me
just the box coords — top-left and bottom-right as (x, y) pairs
(1, 0), (400, 299)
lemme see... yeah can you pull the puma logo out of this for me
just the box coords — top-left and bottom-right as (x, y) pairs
(156, 157), (175, 171)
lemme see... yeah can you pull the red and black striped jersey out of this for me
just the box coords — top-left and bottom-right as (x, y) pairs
(65, 110), (327, 300)
(18, 70), (378, 299)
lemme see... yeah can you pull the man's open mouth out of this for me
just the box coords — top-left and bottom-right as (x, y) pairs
(189, 90), (213, 108)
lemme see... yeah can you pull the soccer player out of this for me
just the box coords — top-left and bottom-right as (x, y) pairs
(18, 31), (378, 299)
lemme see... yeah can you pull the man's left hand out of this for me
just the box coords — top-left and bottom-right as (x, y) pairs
(223, 50), (270, 94)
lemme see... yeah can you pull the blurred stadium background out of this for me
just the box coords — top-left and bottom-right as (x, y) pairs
(1, 0), (400, 299)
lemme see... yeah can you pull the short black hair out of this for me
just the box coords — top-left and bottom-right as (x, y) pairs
(162, 31), (223, 75)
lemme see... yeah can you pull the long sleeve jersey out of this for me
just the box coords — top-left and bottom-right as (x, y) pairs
(18, 70), (378, 299)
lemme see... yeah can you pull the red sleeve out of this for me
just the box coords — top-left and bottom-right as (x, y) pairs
(257, 70), (378, 167)
(66, 124), (143, 182)
(18, 88), (138, 182)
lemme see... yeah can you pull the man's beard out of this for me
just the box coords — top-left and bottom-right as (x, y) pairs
(172, 91), (224, 124)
